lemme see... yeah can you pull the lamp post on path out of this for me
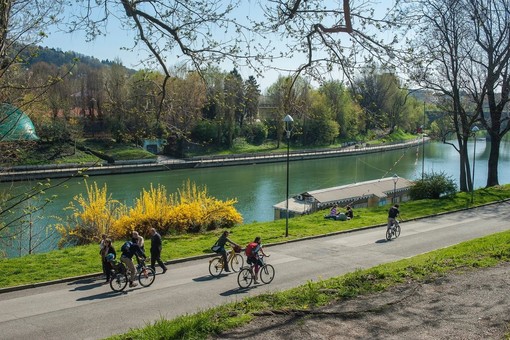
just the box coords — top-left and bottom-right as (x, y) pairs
(471, 126), (479, 203)
(392, 174), (399, 203)
(283, 114), (294, 237)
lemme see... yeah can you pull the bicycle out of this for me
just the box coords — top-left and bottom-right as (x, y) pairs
(386, 220), (401, 241)
(209, 245), (244, 277)
(237, 254), (275, 288)
(109, 257), (156, 292)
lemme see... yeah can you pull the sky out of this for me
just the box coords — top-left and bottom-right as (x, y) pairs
(41, 1), (395, 92)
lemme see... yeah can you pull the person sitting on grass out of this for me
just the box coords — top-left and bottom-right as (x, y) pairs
(325, 204), (339, 219)
(345, 205), (354, 220)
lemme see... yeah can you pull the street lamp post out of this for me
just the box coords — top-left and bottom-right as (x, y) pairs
(471, 126), (479, 203)
(421, 101), (426, 180)
(392, 174), (399, 204)
(283, 114), (294, 237)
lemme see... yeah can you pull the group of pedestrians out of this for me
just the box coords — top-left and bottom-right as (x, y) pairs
(99, 228), (168, 286)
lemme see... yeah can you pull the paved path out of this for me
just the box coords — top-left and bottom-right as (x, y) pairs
(1, 202), (509, 340)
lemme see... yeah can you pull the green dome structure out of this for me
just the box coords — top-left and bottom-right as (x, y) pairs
(0, 103), (39, 141)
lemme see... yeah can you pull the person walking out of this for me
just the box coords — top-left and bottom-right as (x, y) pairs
(149, 228), (167, 274)
(101, 238), (116, 283)
(99, 234), (108, 280)
(132, 230), (145, 252)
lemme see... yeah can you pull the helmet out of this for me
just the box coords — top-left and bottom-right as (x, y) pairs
(105, 253), (115, 262)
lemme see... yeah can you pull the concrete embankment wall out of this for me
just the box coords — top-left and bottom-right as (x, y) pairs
(0, 139), (425, 182)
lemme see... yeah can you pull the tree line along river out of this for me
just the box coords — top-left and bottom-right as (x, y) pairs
(2, 139), (510, 257)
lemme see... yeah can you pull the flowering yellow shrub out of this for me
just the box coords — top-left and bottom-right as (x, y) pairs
(56, 181), (121, 247)
(64, 179), (244, 244)
(111, 184), (174, 239)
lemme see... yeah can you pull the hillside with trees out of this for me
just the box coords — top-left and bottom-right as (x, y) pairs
(2, 45), (425, 165)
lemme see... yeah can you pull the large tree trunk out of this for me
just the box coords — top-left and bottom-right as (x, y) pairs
(458, 138), (470, 192)
(486, 134), (501, 187)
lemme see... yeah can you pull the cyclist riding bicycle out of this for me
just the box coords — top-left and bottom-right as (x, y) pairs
(387, 203), (400, 231)
(212, 231), (240, 272)
(120, 240), (146, 287)
(245, 236), (269, 284)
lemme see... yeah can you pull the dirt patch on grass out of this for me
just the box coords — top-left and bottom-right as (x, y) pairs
(217, 263), (510, 339)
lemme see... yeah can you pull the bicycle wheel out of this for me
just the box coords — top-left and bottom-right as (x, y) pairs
(110, 272), (128, 292)
(394, 225), (401, 238)
(237, 267), (253, 288)
(208, 257), (223, 277)
(138, 267), (156, 287)
(386, 228), (392, 241)
(259, 264), (275, 284)
(230, 253), (244, 272)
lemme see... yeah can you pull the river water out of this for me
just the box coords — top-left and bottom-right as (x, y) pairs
(2, 140), (509, 257)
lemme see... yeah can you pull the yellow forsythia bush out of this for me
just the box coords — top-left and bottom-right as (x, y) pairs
(60, 180), (243, 245)
(56, 181), (121, 247)
(111, 184), (174, 239)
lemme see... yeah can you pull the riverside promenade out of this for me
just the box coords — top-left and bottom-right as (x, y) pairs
(0, 202), (508, 340)
(0, 138), (426, 182)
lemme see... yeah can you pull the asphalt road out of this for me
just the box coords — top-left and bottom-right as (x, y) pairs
(1, 202), (509, 340)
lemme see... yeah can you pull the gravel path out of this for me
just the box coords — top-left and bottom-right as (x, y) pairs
(217, 263), (510, 339)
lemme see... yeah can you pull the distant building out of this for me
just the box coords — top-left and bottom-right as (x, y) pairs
(273, 177), (414, 220)
(0, 103), (39, 141)
(143, 139), (166, 154)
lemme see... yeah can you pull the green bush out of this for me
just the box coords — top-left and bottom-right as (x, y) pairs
(410, 171), (457, 199)
(191, 120), (218, 144)
(243, 121), (268, 145)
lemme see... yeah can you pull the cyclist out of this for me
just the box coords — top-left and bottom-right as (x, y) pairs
(245, 236), (268, 284)
(387, 203), (400, 231)
(212, 231), (240, 272)
(120, 240), (146, 287)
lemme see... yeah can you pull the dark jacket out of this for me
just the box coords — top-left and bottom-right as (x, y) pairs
(121, 242), (145, 259)
(388, 206), (400, 218)
(151, 232), (162, 253)
(104, 245), (116, 259)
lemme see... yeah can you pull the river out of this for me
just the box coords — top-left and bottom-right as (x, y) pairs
(2, 139), (510, 257)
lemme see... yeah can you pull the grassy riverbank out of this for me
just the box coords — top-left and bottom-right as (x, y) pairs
(1, 185), (509, 289)
(2, 130), (418, 167)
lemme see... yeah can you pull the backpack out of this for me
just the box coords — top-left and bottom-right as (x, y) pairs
(245, 242), (258, 257)
(121, 241), (132, 253)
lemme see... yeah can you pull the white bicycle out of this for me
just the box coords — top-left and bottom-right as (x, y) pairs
(386, 220), (401, 241)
